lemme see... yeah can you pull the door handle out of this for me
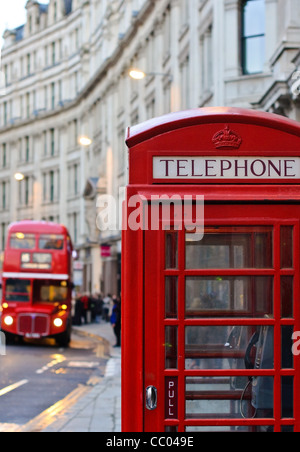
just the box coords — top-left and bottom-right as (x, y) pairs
(146, 386), (158, 410)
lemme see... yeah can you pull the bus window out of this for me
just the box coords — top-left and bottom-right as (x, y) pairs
(5, 279), (31, 302)
(10, 233), (36, 250)
(39, 235), (64, 250)
(33, 280), (68, 303)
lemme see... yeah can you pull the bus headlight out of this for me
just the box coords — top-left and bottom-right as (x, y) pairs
(4, 316), (14, 326)
(53, 318), (63, 328)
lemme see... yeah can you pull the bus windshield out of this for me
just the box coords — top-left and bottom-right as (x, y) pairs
(39, 235), (64, 250)
(5, 279), (31, 302)
(10, 233), (36, 250)
(33, 280), (68, 304)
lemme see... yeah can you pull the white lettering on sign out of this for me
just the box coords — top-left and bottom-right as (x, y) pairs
(153, 157), (300, 180)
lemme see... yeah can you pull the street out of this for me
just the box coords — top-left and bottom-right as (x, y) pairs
(0, 331), (107, 430)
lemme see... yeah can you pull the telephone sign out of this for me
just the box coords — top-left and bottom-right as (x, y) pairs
(153, 156), (300, 180)
(122, 108), (300, 432)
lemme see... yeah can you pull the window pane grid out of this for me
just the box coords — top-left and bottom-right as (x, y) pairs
(163, 221), (296, 432)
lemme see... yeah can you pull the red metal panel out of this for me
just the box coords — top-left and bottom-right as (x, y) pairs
(293, 220), (300, 432)
(121, 212), (145, 432)
(18, 315), (32, 336)
(34, 315), (49, 336)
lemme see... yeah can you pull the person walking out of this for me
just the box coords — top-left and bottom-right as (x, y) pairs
(103, 294), (113, 322)
(80, 293), (90, 324)
(110, 296), (121, 347)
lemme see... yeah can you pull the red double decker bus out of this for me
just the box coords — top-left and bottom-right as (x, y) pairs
(1, 221), (73, 347)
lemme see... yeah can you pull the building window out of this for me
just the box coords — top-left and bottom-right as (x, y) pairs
(45, 45), (48, 67)
(54, 1), (57, 22)
(52, 42), (56, 66)
(242, 0), (265, 75)
(1, 222), (6, 250)
(74, 212), (78, 244)
(2, 182), (6, 210)
(74, 164), (78, 195)
(25, 136), (30, 162)
(180, 54), (190, 110)
(27, 53), (31, 75)
(50, 171), (54, 202)
(51, 82), (55, 109)
(43, 173), (47, 201)
(50, 128), (55, 155)
(4, 65), (8, 86)
(3, 102), (7, 126)
(26, 93), (30, 118)
(25, 177), (29, 205)
(2, 143), (7, 168)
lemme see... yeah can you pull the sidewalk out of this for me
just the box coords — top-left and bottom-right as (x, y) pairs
(42, 321), (121, 433)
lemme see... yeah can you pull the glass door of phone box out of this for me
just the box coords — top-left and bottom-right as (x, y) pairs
(144, 204), (300, 433)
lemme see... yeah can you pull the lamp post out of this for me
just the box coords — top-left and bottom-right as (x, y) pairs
(14, 172), (25, 181)
(129, 68), (173, 82)
(129, 67), (179, 112)
(78, 136), (92, 146)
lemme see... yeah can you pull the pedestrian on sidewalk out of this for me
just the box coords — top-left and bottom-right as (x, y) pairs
(110, 296), (121, 347)
(103, 294), (113, 322)
(80, 293), (90, 324)
(94, 293), (103, 324)
(73, 293), (83, 326)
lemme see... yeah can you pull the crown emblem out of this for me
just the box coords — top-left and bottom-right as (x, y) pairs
(212, 125), (242, 150)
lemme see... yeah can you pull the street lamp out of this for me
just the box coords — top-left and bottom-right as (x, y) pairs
(14, 172), (25, 181)
(129, 68), (173, 82)
(129, 69), (147, 80)
(78, 136), (92, 146)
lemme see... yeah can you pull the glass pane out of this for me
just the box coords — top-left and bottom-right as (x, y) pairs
(33, 280), (68, 303)
(281, 226), (293, 268)
(165, 326), (178, 369)
(282, 326), (294, 369)
(243, 36), (265, 74)
(39, 234), (64, 250)
(185, 325), (274, 370)
(243, 0), (265, 37)
(185, 276), (273, 318)
(165, 426), (178, 432)
(186, 227), (273, 269)
(281, 277), (293, 318)
(10, 233), (36, 250)
(186, 376), (273, 420)
(5, 279), (31, 302)
(165, 231), (178, 269)
(282, 377), (293, 419)
(186, 426), (271, 432)
(281, 426), (294, 433)
(165, 276), (178, 319)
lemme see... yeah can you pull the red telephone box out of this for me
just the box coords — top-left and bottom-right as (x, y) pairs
(122, 108), (300, 433)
